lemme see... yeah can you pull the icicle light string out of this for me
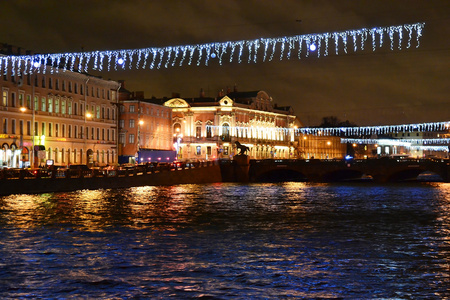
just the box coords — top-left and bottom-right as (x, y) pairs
(206, 121), (450, 137)
(341, 138), (450, 145)
(1, 22), (424, 75)
(295, 121), (450, 136)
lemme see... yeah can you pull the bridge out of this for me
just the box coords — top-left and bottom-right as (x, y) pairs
(245, 158), (450, 183)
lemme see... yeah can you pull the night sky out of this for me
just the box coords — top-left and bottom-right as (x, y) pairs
(1, 0), (448, 126)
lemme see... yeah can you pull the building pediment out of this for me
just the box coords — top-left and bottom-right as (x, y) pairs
(219, 96), (233, 107)
(164, 98), (190, 108)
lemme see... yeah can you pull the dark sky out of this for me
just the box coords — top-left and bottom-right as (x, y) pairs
(1, 0), (448, 126)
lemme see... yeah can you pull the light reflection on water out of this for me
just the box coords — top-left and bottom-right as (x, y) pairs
(0, 182), (449, 298)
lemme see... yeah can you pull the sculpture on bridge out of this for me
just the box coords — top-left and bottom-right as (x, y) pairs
(235, 141), (250, 156)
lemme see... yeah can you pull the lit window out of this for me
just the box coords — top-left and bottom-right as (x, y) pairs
(2, 90), (8, 106)
(41, 97), (46, 112)
(48, 97), (53, 113)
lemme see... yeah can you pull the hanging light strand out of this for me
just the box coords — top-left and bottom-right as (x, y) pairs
(205, 120), (449, 138)
(341, 138), (450, 145)
(295, 121), (450, 136)
(2, 22), (424, 74)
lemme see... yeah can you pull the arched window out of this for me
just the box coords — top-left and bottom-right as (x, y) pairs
(206, 121), (213, 138)
(195, 121), (202, 139)
(173, 123), (181, 133)
(221, 123), (230, 142)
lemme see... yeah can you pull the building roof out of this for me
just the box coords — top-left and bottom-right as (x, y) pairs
(226, 91), (259, 105)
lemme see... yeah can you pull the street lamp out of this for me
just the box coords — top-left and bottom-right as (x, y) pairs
(137, 119), (144, 163)
(85, 111), (92, 165)
(19, 107), (26, 168)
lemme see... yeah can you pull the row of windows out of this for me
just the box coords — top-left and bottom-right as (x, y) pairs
(2, 71), (113, 100)
(120, 105), (170, 118)
(118, 133), (171, 146)
(118, 119), (170, 131)
(2, 90), (116, 120)
(1, 118), (116, 141)
(178, 123), (289, 141)
(35, 148), (116, 165)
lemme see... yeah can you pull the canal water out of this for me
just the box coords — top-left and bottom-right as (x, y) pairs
(0, 182), (449, 299)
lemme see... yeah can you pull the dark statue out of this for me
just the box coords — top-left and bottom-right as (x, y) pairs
(235, 141), (250, 155)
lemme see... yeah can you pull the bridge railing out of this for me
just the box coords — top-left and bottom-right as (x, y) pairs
(0, 160), (219, 181)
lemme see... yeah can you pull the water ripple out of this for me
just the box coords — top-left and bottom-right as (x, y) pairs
(0, 182), (449, 298)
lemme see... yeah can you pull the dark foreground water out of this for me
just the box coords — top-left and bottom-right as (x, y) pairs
(0, 182), (449, 299)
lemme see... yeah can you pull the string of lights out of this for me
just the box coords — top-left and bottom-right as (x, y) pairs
(410, 146), (449, 152)
(0, 22), (424, 74)
(295, 121), (450, 136)
(207, 121), (450, 137)
(341, 138), (450, 145)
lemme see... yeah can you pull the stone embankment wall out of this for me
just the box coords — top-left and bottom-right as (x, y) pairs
(0, 164), (222, 196)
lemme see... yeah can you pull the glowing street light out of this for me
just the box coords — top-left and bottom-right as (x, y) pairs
(84, 111), (93, 165)
(19, 107), (27, 167)
(136, 119), (145, 163)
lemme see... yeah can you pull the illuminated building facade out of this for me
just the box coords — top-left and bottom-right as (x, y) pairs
(0, 45), (120, 168)
(118, 89), (174, 164)
(163, 89), (299, 161)
(295, 135), (347, 160)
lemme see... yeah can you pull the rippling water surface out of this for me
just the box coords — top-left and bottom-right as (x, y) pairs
(1, 182), (449, 299)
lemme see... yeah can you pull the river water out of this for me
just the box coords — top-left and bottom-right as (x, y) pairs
(0, 182), (449, 299)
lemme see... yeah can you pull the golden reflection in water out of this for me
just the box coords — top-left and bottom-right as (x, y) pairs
(122, 185), (198, 230)
(71, 189), (113, 231)
(0, 193), (54, 228)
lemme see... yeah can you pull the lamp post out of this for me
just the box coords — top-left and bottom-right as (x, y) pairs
(85, 111), (92, 165)
(31, 82), (36, 168)
(137, 119), (144, 163)
(19, 107), (26, 168)
(173, 128), (183, 161)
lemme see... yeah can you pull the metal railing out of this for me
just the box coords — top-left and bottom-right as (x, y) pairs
(0, 160), (219, 180)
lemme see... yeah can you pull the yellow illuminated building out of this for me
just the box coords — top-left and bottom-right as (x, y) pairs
(0, 46), (120, 168)
(164, 90), (300, 161)
(295, 134), (347, 160)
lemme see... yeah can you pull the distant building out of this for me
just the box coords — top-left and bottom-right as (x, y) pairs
(383, 131), (449, 159)
(296, 135), (347, 160)
(0, 44), (120, 168)
(118, 85), (174, 164)
(163, 88), (300, 161)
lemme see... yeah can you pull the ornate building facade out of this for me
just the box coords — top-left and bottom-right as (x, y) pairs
(164, 90), (299, 161)
(0, 46), (120, 168)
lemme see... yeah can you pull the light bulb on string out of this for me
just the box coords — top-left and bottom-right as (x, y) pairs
(309, 43), (317, 52)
